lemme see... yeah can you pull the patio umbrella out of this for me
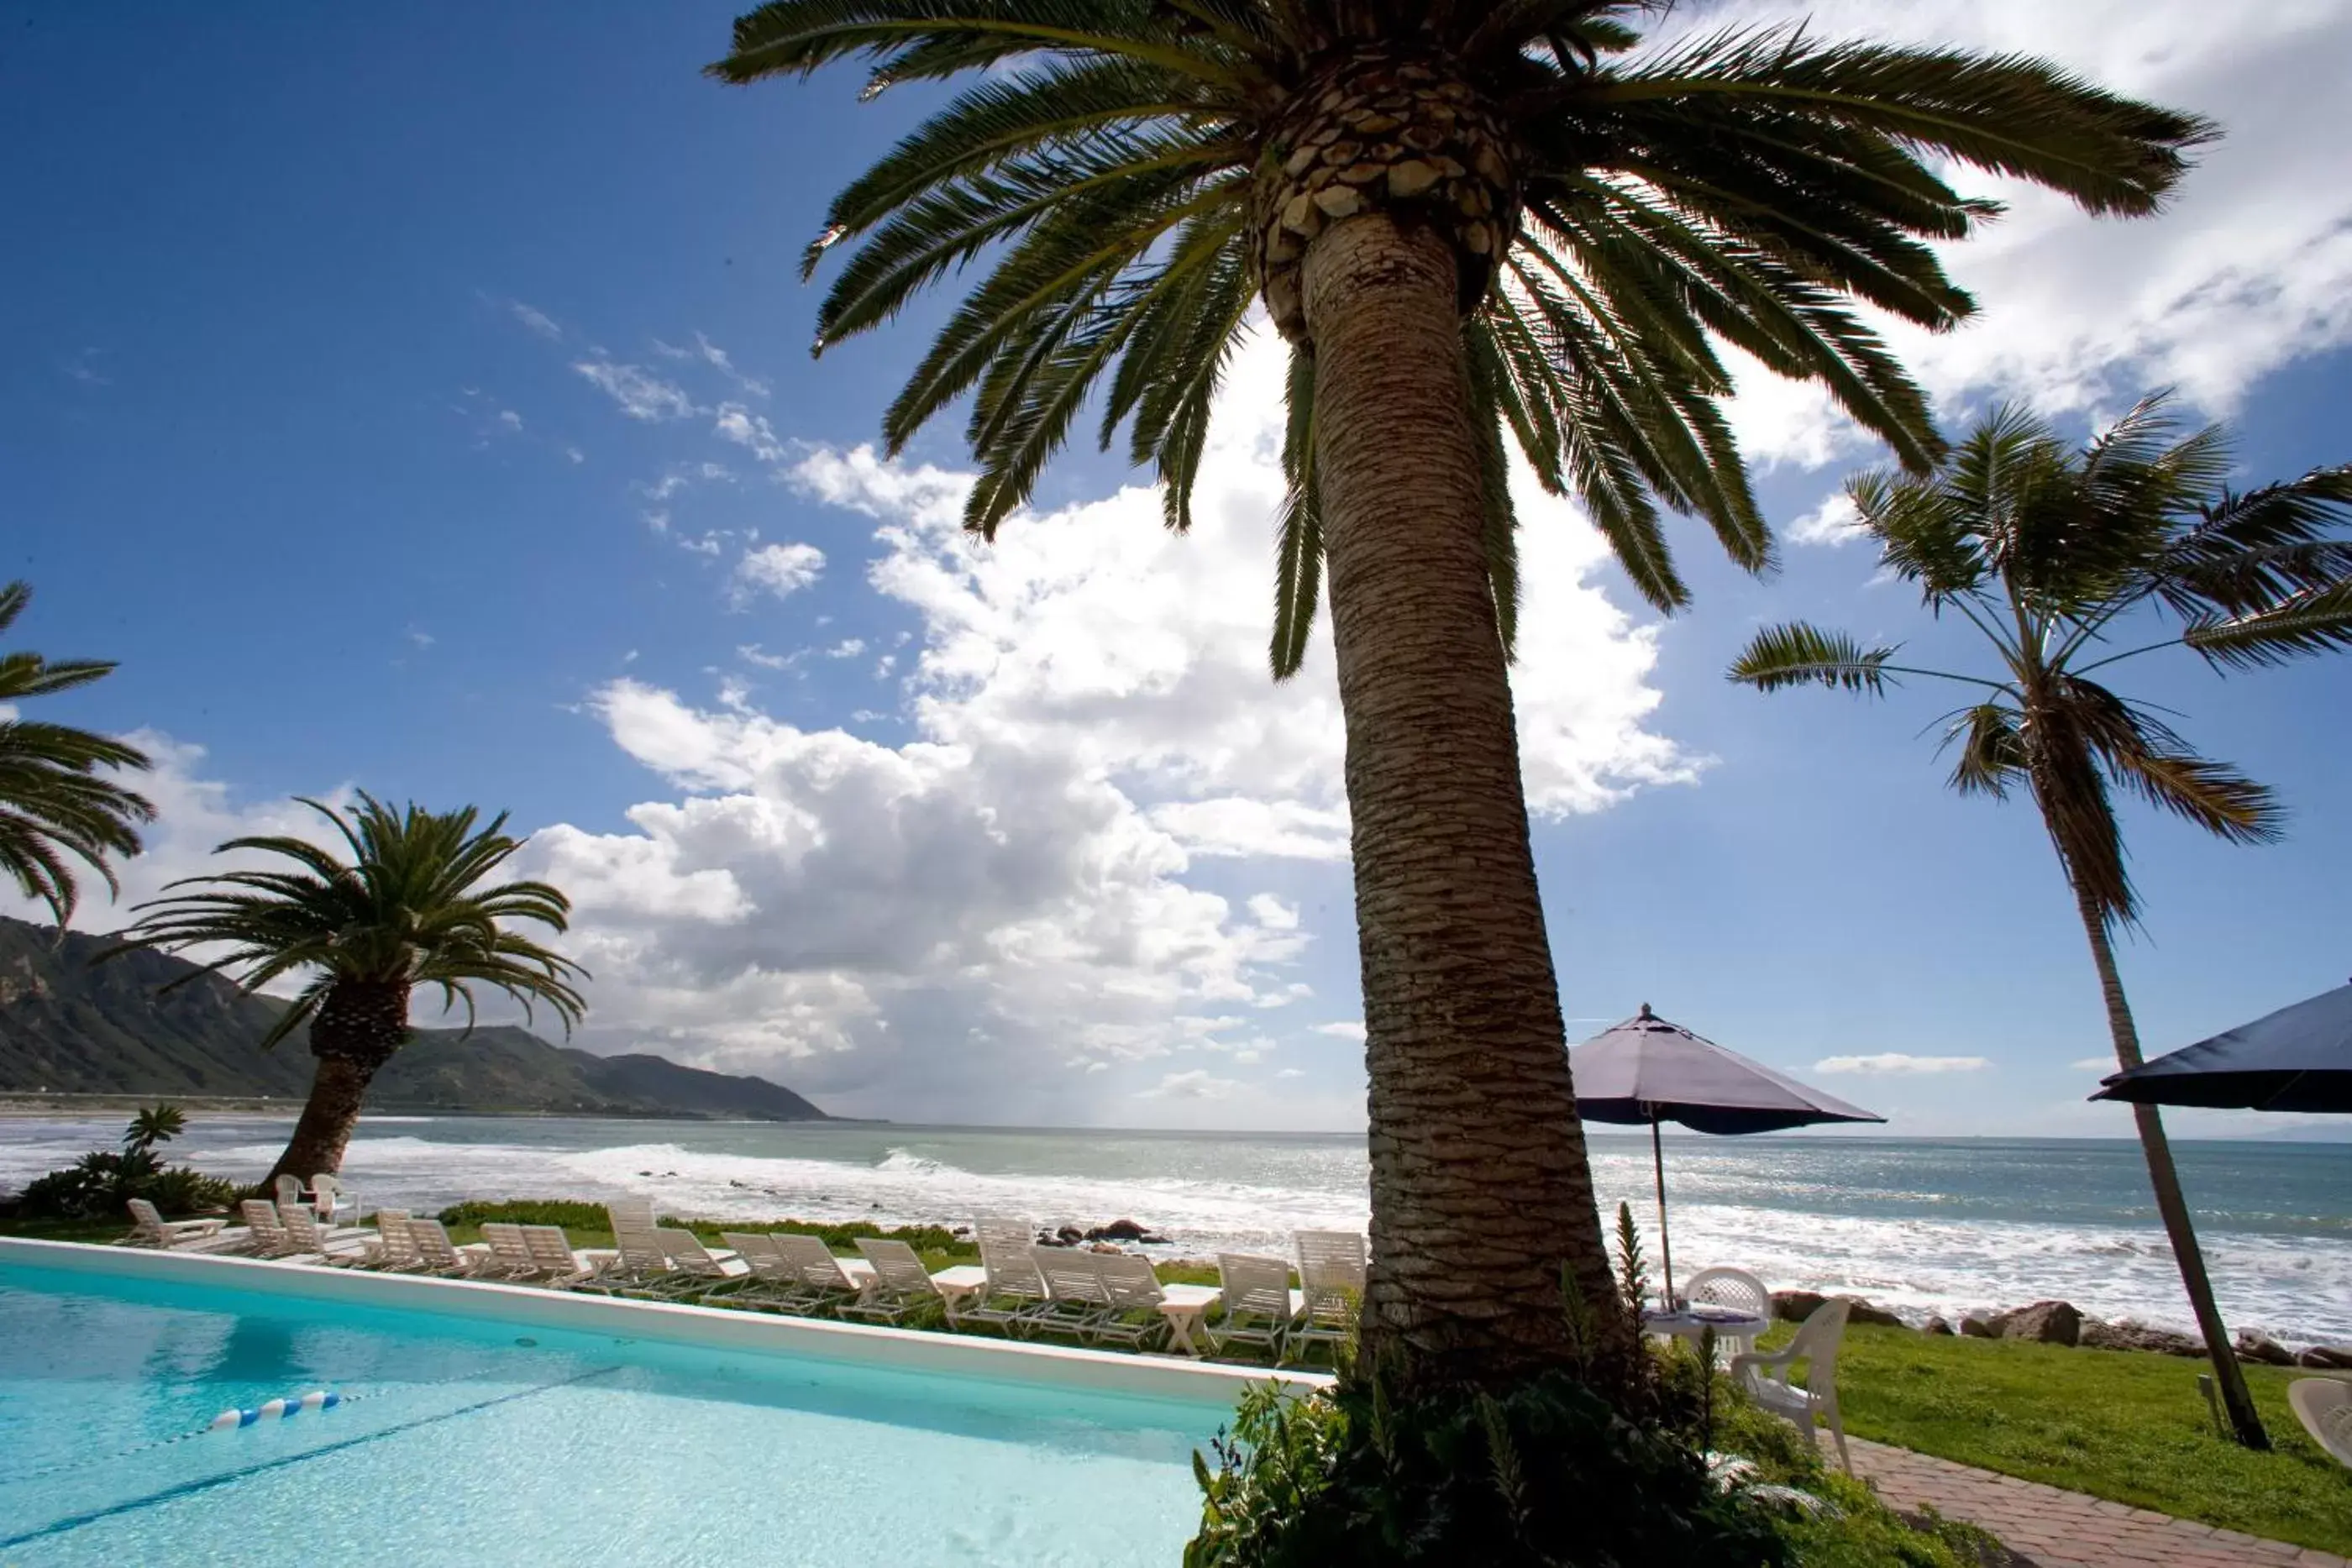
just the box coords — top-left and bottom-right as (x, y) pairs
(1569, 1004), (1884, 1303)
(2091, 982), (2352, 1113)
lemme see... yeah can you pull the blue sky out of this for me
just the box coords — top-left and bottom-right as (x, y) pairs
(5, 2), (2349, 1135)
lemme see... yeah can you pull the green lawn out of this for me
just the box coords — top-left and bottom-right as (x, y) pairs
(1793, 1322), (2352, 1555)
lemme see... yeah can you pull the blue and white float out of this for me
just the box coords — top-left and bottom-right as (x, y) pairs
(209, 1389), (340, 1431)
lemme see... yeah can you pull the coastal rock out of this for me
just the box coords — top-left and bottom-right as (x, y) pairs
(1845, 1298), (1907, 1329)
(1991, 1300), (2081, 1345)
(2299, 1344), (2352, 1369)
(1772, 1290), (1827, 1323)
(2235, 1330), (2295, 1366)
(2078, 1319), (2202, 1357)
(1959, 1317), (1996, 1339)
(1087, 1218), (1151, 1242)
(1922, 1317), (1954, 1336)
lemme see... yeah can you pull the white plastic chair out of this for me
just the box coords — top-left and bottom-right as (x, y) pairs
(1682, 1266), (1772, 1360)
(279, 1205), (369, 1261)
(2289, 1377), (2352, 1468)
(1211, 1254), (1294, 1357)
(120, 1198), (234, 1251)
(1029, 1247), (1117, 1340)
(1292, 1231), (1366, 1356)
(310, 1173), (355, 1222)
(240, 1199), (299, 1258)
(406, 1217), (487, 1277)
(1731, 1298), (1852, 1471)
(339, 1209), (424, 1272)
(272, 1174), (308, 1214)
(1089, 1252), (1174, 1350)
(764, 1234), (859, 1311)
(478, 1222), (538, 1278)
(842, 1239), (945, 1324)
(520, 1225), (591, 1286)
(958, 1219), (1052, 1333)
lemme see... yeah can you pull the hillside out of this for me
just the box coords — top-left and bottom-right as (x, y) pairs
(0, 917), (829, 1120)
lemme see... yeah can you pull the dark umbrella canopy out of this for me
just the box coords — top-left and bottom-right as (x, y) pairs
(1568, 1005), (1883, 1304)
(2092, 983), (2352, 1113)
(1572, 1004), (1886, 1133)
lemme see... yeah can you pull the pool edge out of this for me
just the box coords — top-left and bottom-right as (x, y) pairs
(0, 1237), (1333, 1409)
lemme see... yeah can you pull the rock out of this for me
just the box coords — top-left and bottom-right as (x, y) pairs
(1772, 1290), (1828, 1323)
(2079, 1319), (2202, 1357)
(1085, 1242), (1126, 1256)
(1845, 1298), (1907, 1329)
(1959, 1317), (1996, 1339)
(2235, 1330), (2295, 1366)
(1922, 1317), (1954, 1336)
(1087, 1218), (1150, 1242)
(1046, 1225), (1084, 1247)
(1990, 1300), (2082, 1345)
(2295, 1347), (2340, 1368)
(2303, 1344), (2352, 1369)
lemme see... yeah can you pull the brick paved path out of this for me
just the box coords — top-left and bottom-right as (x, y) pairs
(1848, 1436), (2348, 1567)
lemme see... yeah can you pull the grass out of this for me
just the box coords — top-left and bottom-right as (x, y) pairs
(0, 1214), (133, 1244)
(1769, 1322), (2352, 1555)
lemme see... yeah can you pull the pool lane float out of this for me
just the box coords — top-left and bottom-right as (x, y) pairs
(209, 1389), (341, 1431)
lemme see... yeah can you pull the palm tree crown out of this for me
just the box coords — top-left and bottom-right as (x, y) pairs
(711, 0), (2211, 670)
(1729, 396), (2352, 923)
(0, 580), (155, 926)
(118, 793), (588, 1049)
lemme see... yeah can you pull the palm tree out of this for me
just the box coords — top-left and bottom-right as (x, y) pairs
(0, 581), (154, 926)
(709, 0), (2210, 1390)
(1729, 396), (2352, 1448)
(110, 794), (587, 1183)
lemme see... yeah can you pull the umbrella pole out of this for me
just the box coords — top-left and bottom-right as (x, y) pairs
(1650, 1107), (1674, 1308)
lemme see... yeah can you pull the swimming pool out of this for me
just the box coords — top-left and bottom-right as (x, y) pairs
(0, 1244), (1272, 1566)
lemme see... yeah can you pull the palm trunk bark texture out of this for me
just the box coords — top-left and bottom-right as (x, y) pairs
(264, 978), (409, 1185)
(1303, 209), (1625, 1391)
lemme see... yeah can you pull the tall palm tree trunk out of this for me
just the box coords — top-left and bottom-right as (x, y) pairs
(2067, 881), (2270, 1449)
(1303, 211), (1625, 1392)
(265, 978), (408, 1184)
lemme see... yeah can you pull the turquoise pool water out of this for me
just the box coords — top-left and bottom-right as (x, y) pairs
(0, 1262), (1226, 1566)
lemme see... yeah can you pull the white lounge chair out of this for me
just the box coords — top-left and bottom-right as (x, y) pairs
(1291, 1230), (1366, 1357)
(760, 1234), (860, 1312)
(477, 1222), (538, 1279)
(954, 1219), (1052, 1333)
(1029, 1247), (1117, 1340)
(583, 1202), (680, 1294)
(1089, 1251), (1184, 1350)
(279, 1205), (370, 1261)
(1731, 1298), (1852, 1471)
(333, 1209), (423, 1271)
(2289, 1377), (2352, 1468)
(407, 1217), (490, 1277)
(1211, 1253), (1295, 1357)
(1683, 1266), (1772, 1361)
(120, 1198), (240, 1252)
(240, 1199), (301, 1258)
(520, 1225), (592, 1286)
(841, 1239), (946, 1324)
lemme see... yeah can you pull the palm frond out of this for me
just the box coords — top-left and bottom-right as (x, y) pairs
(2184, 582), (2352, 669)
(1940, 701), (2025, 799)
(1726, 622), (1898, 694)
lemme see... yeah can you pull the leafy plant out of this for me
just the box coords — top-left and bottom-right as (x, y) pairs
(8, 1102), (239, 1219)
(1187, 1365), (1784, 1566)
(0, 579), (155, 926)
(1613, 1199), (1651, 1317)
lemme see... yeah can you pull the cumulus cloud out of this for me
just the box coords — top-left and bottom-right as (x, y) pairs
(713, 402), (785, 464)
(1787, 493), (1866, 548)
(1693, 0), (2352, 467)
(1138, 1070), (1242, 1101)
(1814, 1053), (1992, 1075)
(1311, 1021), (1368, 1042)
(572, 359), (698, 422)
(729, 543), (827, 606)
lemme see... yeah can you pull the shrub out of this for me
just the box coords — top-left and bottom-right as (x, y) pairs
(9, 1104), (239, 1219)
(1186, 1367), (1788, 1567)
(434, 1198), (971, 1257)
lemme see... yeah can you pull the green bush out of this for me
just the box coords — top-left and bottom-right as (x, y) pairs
(1186, 1369), (1788, 1567)
(9, 1104), (239, 1220)
(435, 1198), (970, 1258)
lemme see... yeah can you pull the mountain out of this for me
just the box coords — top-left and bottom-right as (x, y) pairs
(0, 916), (830, 1120)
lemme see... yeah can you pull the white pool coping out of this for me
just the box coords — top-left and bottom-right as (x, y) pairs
(0, 1236), (1333, 1410)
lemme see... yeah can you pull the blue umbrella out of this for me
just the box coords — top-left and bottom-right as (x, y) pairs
(2092, 983), (2352, 1113)
(1570, 1005), (1882, 1303)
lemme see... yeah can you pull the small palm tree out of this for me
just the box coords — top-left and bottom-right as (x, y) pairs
(0, 581), (154, 926)
(111, 794), (587, 1183)
(1729, 396), (2352, 1448)
(711, 0), (2210, 1389)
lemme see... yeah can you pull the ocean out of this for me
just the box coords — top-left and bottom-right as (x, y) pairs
(5, 1116), (2346, 1346)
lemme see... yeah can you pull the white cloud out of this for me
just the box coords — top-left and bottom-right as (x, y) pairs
(405, 626), (434, 649)
(496, 409), (523, 433)
(729, 543), (826, 606)
(1311, 1021), (1368, 1041)
(713, 402), (785, 464)
(1787, 493), (1866, 548)
(1276, 1067), (1306, 1079)
(825, 638), (866, 658)
(2070, 1056), (2120, 1072)
(1814, 1052), (1992, 1075)
(1137, 1070), (1242, 1101)
(509, 301), (563, 340)
(572, 359), (698, 422)
(1245, 894), (1299, 931)
(1693, 0), (2352, 466)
